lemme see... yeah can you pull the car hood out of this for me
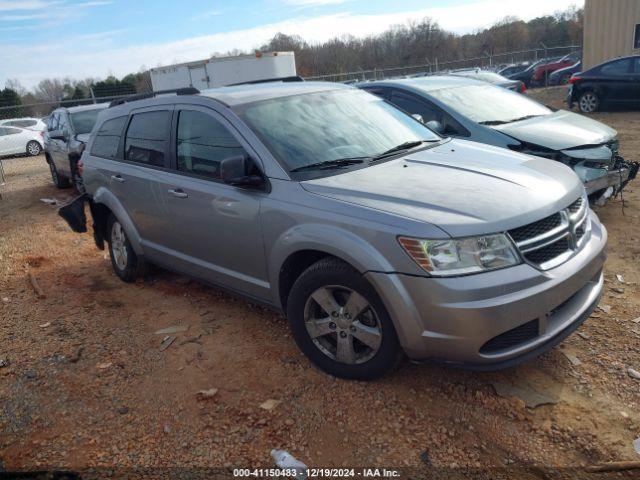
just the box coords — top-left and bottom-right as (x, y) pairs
(491, 109), (617, 150)
(301, 139), (583, 237)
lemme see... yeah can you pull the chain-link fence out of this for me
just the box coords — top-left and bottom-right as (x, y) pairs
(0, 44), (580, 120)
(305, 44), (581, 83)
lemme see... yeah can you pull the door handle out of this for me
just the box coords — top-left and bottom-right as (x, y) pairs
(111, 174), (125, 183)
(168, 188), (188, 199)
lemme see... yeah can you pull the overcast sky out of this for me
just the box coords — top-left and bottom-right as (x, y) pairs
(0, 0), (584, 89)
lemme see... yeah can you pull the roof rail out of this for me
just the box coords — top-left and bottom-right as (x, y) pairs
(228, 75), (304, 86)
(108, 87), (200, 108)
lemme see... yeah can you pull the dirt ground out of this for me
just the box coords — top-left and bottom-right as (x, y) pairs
(1, 89), (639, 478)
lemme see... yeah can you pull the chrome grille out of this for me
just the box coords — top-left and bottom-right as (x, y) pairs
(508, 196), (590, 270)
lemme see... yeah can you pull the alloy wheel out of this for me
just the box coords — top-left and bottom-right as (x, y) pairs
(304, 285), (382, 365)
(110, 221), (128, 271)
(27, 141), (41, 156)
(580, 93), (597, 113)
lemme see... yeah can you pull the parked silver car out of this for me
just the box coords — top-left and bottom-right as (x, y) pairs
(74, 82), (606, 379)
(358, 76), (638, 205)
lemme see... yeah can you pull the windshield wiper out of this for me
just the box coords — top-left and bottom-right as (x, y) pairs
(371, 140), (434, 162)
(480, 114), (543, 126)
(290, 157), (366, 173)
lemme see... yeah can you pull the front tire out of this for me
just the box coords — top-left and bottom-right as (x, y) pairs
(579, 91), (599, 113)
(286, 258), (402, 380)
(107, 214), (139, 283)
(26, 141), (41, 156)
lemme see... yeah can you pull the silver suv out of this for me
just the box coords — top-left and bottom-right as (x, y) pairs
(78, 82), (607, 379)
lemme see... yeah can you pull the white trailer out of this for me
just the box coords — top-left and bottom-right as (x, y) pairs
(150, 52), (297, 91)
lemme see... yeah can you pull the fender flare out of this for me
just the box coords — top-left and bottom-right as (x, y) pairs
(268, 223), (395, 308)
(92, 186), (144, 256)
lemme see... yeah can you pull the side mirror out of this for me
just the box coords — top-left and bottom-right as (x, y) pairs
(49, 129), (67, 141)
(426, 120), (445, 134)
(220, 155), (265, 189)
(411, 113), (424, 123)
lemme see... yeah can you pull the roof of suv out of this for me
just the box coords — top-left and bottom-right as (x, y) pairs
(55, 102), (110, 114)
(199, 81), (350, 106)
(360, 75), (488, 92)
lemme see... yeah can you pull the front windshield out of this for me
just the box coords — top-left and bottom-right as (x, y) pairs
(237, 89), (440, 172)
(70, 109), (103, 135)
(428, 84), (551, 124)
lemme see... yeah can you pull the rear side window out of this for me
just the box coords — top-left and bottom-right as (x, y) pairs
(124, 111), (171, 167)
(91, 116), (127, 159)
(176, 110), (245, 179)
(13, 120), (36, 128)
(48, 113), (59, 131)
(599, 58), (632, 76)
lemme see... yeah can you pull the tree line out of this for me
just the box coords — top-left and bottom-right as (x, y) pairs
(1, 6), (582, 119)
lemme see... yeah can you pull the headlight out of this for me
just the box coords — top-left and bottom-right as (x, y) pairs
(398, 234), (521, 276)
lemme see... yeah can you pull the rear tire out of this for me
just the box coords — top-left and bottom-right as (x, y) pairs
(49, 160), (71, 189)
(26, 141), (41, 156)
(107, 214), (139, 283)
(579, 91), (599, 113)
(286, 258), (402, 380)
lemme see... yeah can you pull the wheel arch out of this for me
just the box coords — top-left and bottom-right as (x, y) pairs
(270, 224), (395, 311)
(92, 186), (144, 255)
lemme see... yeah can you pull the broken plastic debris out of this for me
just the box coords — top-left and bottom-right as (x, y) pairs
(616, 274), (625, 283)
(271, 450), (307, 480)
(196, 388), (218, 399)
(260, 399), (281, 411)
(159, 336), (176, 351)
(634, 438), (640, 455)
(155, 325), (190, 335)
(96, 362), (112, 370)
(40, 198), (57, 205)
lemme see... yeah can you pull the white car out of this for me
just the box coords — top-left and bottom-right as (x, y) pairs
(0, 117), (48, 133)
(0, 126), (43, 157)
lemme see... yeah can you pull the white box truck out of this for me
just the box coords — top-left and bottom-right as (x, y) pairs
(150, 52), (297, 91)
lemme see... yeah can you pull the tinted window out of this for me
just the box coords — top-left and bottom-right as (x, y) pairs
(177, 110), (245, 179)
(70, 109), (103, 135)
(635, 24), (640, 50)
(124, 111), (171, 167)
(599, 58), (632, 76)
(633, 57), (640, 74)
(91, 116), (127, 159)
(389, 92), (441, 123)
(58, 113), (70, 134)
(4, 127), (21, 135)
(48, 113), (59, 131)
(12, 120), (37, 128)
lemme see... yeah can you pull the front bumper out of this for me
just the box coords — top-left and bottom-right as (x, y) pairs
(583, 162), (639, 196)
(366, 212), (607, 368)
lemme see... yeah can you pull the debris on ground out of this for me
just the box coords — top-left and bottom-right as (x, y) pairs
(577, 332), (590, 340)
(196, 388), (218, 399)
(627, 368), (640, 380)
(96, 362), (112, 370)
(69, 347), (84, 364)
(159, 336), (176, 351)
(39, 198), (57, 205)
(27, 272), (45, 298)
(419, 451), (432, 466)
(490, 382), (558, 409)
(634, 438), (640, 455)
(562, 352), (582, 367)
(271, 449), (308, 480)
(616, 274), (625, 283)
(259, 399), (281, 411)
(598, 305), (612, 314)
(39, 322), (50, 328)
(0, 359), (9, 368)
(155, 325), (190, 335)
(632, 317), (640, 324)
